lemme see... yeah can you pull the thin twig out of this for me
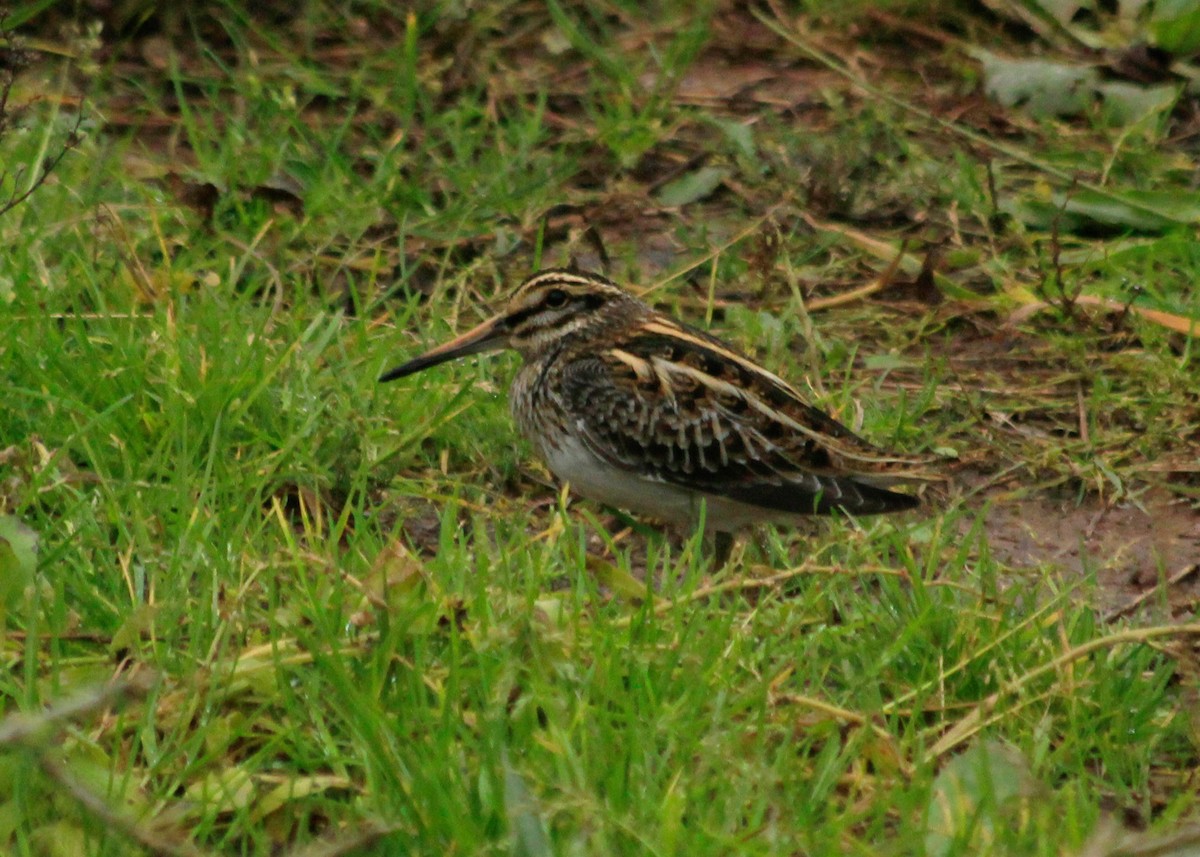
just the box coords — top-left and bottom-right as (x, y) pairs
(926, 623), (1200, 759)
(684, 562), (909, 606)
(0, 673), (156, 748)
(804, 239), (907, 311)
(1104, 564), (1200, 623)
(0, 104), (83, 219)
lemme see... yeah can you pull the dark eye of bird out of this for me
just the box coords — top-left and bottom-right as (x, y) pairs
(544, 289), (568, 308)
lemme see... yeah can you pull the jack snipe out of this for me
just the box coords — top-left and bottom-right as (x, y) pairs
(382, 269), (932, 537)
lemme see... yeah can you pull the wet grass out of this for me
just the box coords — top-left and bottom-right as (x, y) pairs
(1, 1), (1198, 854)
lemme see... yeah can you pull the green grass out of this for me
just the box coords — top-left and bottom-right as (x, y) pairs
(1, 1), (1199, 854)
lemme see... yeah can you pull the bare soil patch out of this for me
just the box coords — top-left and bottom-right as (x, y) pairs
(975, 488), (1200, 617)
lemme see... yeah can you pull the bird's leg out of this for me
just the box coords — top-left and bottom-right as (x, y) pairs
(713, 531), (735, 567)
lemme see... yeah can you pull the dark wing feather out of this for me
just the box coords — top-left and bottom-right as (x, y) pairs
(557, 334), (920, 517)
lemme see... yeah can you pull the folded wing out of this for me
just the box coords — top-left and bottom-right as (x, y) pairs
(558, 321), (924, 517)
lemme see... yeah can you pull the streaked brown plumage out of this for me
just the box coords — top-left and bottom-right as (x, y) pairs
(381, 269), (934, 535)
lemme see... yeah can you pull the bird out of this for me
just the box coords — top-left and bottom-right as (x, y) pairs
(381, 268), (933, 553)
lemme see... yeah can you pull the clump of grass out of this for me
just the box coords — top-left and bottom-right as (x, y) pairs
(0, 2), (1197, 855)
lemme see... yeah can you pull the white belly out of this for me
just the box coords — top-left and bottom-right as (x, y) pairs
(535, 434), (777, 533)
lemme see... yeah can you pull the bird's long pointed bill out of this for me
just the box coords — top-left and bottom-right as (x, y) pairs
(379, 314), (509, 382)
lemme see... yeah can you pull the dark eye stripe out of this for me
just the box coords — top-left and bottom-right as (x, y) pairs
(580, 292), (606, 311)
(508, 291), (605, 324)
(506, 303), (548, 327)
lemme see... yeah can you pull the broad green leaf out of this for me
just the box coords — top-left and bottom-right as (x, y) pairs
(655, 166), (728, 207)
(251, 775), (355, 822)
(978, 49), (1176, 128)
(109, 604), (161, 654)
(710, 117), (757, 162)
(1095, 81), (1179, 127)
(861, 353), (912, 371)
(0, 796), (21, 841)
(979, 53), (1097, 118)
(65, 747), (145, 814)
(1002, 188), (1200, 233)
(925, 741), (1038, 857)
(30, 821), (89, 857)
(185, 765), (257, 814)
(0, 516), (38, 608)
(1063, 188), (1200, 227)
(504, 755), (553, 857)
(585, 555), (658, 604)
(1151, 0), (1200, 55)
